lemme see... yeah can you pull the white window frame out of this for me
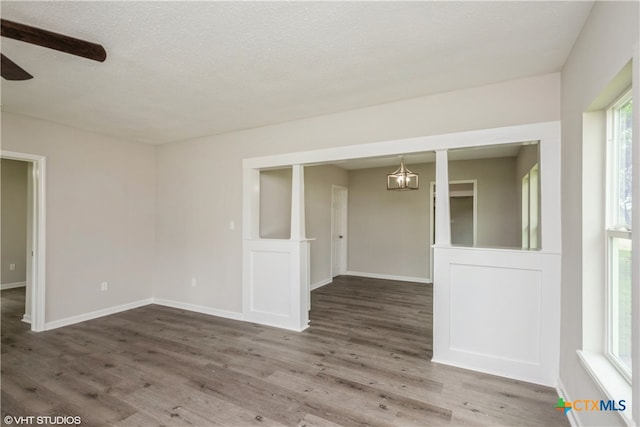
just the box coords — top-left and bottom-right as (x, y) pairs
(521, 163), (539, 250)
(522, 173), (530, 249)
(529, 164), (540, 249)
(604, 88), (632, 382)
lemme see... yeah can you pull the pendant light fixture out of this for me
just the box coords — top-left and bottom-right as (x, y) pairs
(387, 157), (419, 190)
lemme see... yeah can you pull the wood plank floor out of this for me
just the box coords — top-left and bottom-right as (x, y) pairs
(1, 277), (569, 426)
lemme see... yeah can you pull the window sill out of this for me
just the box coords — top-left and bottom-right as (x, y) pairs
(577, 350), (633, 426)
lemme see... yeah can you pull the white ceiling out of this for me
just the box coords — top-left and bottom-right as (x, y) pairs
(0, 1), (593, 145)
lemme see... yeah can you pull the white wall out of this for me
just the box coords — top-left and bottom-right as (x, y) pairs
(304, 165), (349, 286)
(347, 163), (433, 280)
(449, 157), (519, 248)
(347, 157), (519, 280)
(154, 73), (559, 314)
(1, 112), (156, 324)
(1, 159), (28, 286)
(560, 1), (639, 426)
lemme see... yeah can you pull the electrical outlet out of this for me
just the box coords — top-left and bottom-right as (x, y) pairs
(101, 282), (108, 291)
(191, 278), (196, 287)
(9, 264), (15, 271)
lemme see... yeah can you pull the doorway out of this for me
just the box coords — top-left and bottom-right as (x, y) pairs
(331, 185), (348, 278)
(0, 150), (46, 332)
(429, 180), (477, 279)
(1, 159), (29, 324)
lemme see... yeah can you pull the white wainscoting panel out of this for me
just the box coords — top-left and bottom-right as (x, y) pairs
(449, 264), (542, 364)
(250, 250), (291, 316)
(243, 239), (310, 331)
(433, 246), (560, 386)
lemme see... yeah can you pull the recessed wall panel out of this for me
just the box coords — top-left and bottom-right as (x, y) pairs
(250, 250), (291, 316)
(449, 263), (542, 364)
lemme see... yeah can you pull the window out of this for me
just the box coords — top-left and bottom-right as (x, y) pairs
(521, 163), (539, 249)
(605, 89), (632, 379)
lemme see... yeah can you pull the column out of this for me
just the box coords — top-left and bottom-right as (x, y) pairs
(435, 150), (451, 246)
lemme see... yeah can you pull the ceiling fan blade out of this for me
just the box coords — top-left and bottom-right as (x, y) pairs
(1, 19), (106, 62)
(1, 53), (33, 80)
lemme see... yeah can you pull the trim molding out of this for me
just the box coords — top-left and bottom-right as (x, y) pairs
(45, 298), (153, 331)
(153, 298), (244, 322)
(1, 281), (26, 290)
(346, 271), (431, 284)
(311, 278), (332, 290)
(430, 354), (550, 387)
(2, 150), (47, 332)
(22, 314), (31, 324)
(39, 297), (244, 332)
(576, 350), (634, 426)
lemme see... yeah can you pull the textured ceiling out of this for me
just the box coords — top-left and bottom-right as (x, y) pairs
(0, 1), (592, 145)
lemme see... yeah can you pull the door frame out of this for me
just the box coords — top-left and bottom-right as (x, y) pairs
(1, 150), (46, 332)
(429, 179), (477, 280)
(330, 185), (348, 278)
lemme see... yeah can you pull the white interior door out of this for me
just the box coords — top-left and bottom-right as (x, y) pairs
(331, 186), (348, 277)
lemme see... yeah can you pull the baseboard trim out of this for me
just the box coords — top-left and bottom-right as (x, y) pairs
(45, 298), (154, 331)
(41, 297), (244, 332)
(432, 355), (554, 387)
(152, 298), (244, 322)
(346, 271), (431, 284)
(556, 379), (579, 427)
(21, 314), (31, 324)
(311, 278), (332, 290)
(1, 281), (26, 290)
